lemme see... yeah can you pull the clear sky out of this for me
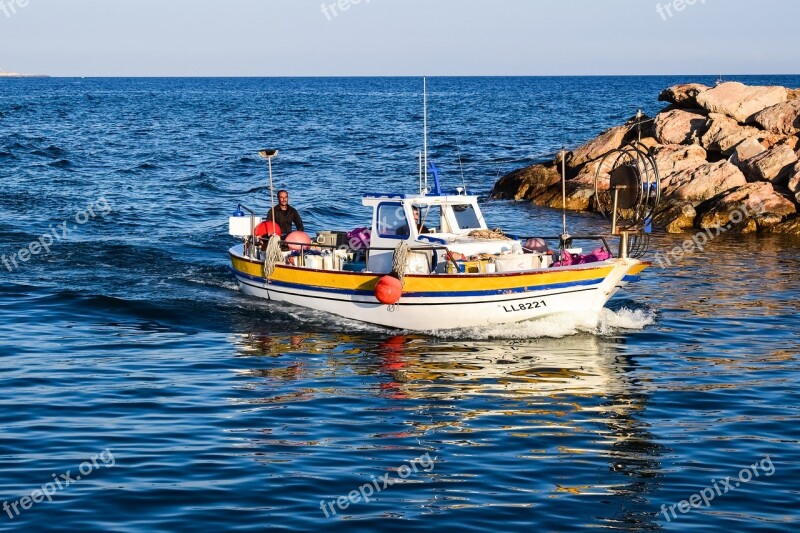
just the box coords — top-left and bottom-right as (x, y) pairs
(0, 0), (798, 76)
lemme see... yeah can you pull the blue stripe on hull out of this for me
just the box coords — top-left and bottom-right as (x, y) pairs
(236, 276), (600, 307)
(230, 266), (605, 298)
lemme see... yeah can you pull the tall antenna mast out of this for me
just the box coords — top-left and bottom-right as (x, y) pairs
(456, 140), (467, 194)
(423, 76), (428, 195)
(258, 149), (279, 229)
(560, 146), (570, 250)
(418, 151), (423, 195)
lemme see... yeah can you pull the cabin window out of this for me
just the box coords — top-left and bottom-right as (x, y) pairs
(416, 204), (442, 233)
(452, 204), (481, 230)
(376, 203), (409, 238)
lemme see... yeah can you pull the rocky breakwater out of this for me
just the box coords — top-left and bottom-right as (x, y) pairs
(492, 82), (800, 234)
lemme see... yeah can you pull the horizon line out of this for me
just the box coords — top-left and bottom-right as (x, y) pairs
(3, 73), (800, 79)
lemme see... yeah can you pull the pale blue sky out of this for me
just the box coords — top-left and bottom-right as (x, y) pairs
(1, 0), (797, 76)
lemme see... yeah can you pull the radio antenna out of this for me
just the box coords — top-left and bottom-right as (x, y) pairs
(423, 77), (428, 195)
(456, 139), (467, 194)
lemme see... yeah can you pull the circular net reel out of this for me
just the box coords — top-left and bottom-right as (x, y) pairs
(594, 142), (661, 258)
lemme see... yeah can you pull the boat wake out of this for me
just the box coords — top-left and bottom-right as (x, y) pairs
(430, 305), (657, 340)
(247, 298), (657, 339)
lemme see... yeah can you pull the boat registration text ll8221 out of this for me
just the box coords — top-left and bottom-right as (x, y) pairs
(502, 300), (547, 313)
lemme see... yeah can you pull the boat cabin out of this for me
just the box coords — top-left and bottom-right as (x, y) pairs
(362, 192), (523, 274)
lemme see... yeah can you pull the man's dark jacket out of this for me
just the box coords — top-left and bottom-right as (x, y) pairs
(266, 206), (304, 236)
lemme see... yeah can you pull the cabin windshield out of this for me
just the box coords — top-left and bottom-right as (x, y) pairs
(376, 202), (408, 237)
(451, 203), (482, 231)
(416, 204), (442, 233)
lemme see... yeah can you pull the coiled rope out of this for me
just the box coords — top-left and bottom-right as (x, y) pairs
(391, 241), (411, 285)
(262, 235), (285, 278)
(468, 228), (513, 240)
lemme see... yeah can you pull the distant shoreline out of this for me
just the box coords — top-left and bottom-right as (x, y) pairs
(0, 72), (49, 78)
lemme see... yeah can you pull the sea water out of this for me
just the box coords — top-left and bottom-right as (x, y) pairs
(1, 76), (799, 531)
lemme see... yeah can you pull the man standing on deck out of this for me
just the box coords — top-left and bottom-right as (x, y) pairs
(266, 190), (304, 236)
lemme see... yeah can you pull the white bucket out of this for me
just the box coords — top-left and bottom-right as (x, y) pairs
(305, 255), (323, 270)
(229, 216), (263, 237)
(495, 254), (537, 273)
(405, 252), (431, 274)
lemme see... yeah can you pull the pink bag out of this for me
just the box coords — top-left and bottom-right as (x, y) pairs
(552, 247), (611, 267)
(347, 227), (371, 250)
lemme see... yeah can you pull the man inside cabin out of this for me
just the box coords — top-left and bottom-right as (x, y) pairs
(266, 189), (304, 236)
(398, 206), (429, 236)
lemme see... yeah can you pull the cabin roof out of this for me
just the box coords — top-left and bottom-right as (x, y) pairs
(361, 193), (478, 206)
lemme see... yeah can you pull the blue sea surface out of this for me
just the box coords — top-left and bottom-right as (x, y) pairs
(1, 76), (800, 531)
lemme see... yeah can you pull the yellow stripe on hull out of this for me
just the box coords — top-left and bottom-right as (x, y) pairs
(230, 253), (641, 293)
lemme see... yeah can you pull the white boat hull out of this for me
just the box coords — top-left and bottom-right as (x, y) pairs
(230, 247), (645, 331)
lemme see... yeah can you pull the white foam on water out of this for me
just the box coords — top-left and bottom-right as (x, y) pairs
(594, 306), (657, 335)
(431, 306), (657, 340)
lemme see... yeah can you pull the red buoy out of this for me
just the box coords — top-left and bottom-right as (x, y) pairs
(285, 231), (312, 251)
(254, 221), (281, 238)
(375, 275), (402, 305)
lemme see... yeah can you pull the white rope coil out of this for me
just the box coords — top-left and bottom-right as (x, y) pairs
(262, 235), (284, 278)
(391, 241), (411, 285)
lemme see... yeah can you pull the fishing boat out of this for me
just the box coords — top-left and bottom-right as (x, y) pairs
(228, 82), (660, 332)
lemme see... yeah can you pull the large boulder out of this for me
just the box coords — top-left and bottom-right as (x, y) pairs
(656, 202), (698, 234)
(701, 113), (762, 155)
(491, 163), (561, 200)
(636, 137), (662, 151)
(543, 178), (596, 211)
(788, 161), (800, 202)
(653, 109), (708, 145)
(572, 158), (611, 189)
(695, 182), (797, 233)
(742, 144), (799, 185)
(662, 161), (748, 203)
(696, 82), (788, 123)
(730, 137), (766, 166)
(652, 144), (708, 177)
(752, 99), (800, 135)
(568, 124), (628, 168)
(769, 216), (800, 235)
(658, 83), (711, 108)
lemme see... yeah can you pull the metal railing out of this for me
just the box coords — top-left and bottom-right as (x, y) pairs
(244, 231), (615, 273)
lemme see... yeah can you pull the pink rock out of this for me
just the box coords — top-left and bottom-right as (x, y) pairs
(662, 161), (747, 203)
(654, 109), (708, 145)
(752, 99), (800, 135)
(658, 84), (711, 108)
(730, 137), (766, 166)
(743, 145), (799, 185)
(568, 125), (628, 168)
(696, 82), (788, 123)
(656, 202), (698, 234)
(788, 161), (800, 202)
(491, 163), (561, 201)
(701, 113), (762, 155)
(653, 144), (708, 177)
(696, 182), (797, 232)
